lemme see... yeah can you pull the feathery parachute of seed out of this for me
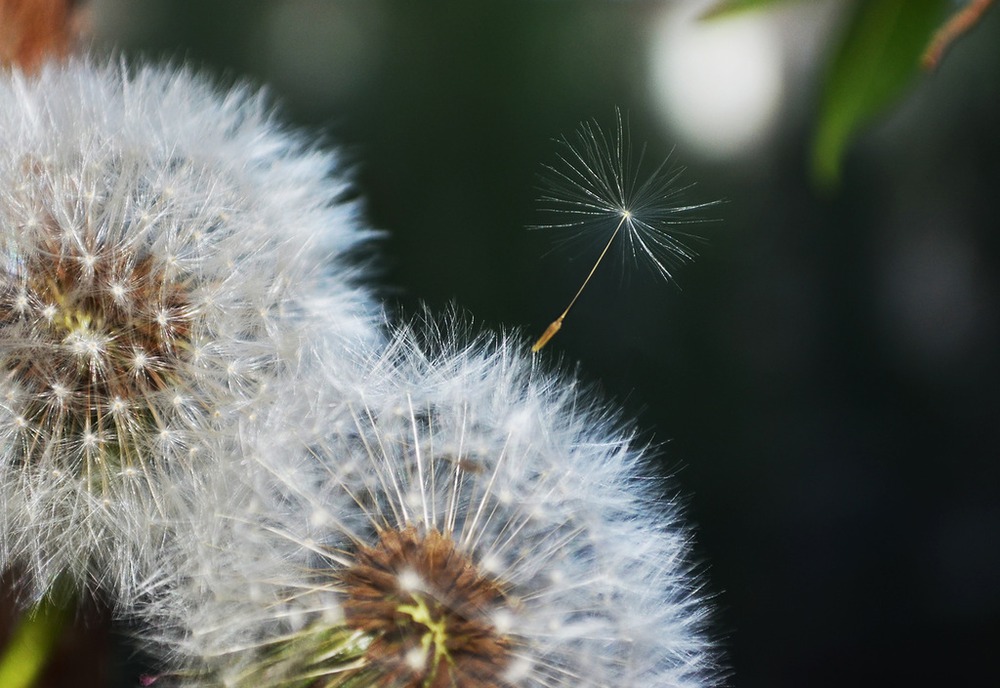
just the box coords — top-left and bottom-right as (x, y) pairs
(141, 317), (715, 688)
(529, 109), (719, 351)
(0, 59), (379, 603)
(534, 108), (717, 283)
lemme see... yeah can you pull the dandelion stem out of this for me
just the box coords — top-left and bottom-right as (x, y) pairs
(532, 211), (628, 352)
(0, 593), (71, 688)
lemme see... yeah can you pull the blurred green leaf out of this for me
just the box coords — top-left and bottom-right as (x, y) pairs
(812, 0), (948, 189)
(700, 0), (802, 21)
(0, 593), (70, 688)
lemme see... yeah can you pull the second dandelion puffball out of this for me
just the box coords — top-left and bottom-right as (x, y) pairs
(147, 322), (714, 688)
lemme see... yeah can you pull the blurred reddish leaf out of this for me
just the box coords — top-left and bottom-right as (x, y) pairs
(0, 0), (81, 72)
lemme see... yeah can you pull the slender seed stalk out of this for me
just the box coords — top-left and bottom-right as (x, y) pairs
(532, 212), (629, 352)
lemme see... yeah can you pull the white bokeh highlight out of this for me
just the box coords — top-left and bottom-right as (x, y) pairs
(648, 2), (785, 159)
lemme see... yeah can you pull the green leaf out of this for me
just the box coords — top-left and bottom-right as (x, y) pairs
(811, 0), (948, 189)
(700, 0), (804, 21)
(0, 593), (71, 688)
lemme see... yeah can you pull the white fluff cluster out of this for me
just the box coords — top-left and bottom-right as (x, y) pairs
(143, 321), (714, 688)
(0, 60), (377, 601)
(0, 58), (714, 688)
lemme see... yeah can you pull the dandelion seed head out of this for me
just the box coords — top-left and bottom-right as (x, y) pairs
(0, 58), (379, 601)
(152, 318), (715, 687)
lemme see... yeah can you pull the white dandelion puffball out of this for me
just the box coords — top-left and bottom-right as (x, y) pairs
(155, 320), (714, 688)
(0, 59), (377, 601)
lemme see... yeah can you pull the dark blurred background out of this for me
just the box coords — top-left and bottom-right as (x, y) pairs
(86, 0), (1000, 685)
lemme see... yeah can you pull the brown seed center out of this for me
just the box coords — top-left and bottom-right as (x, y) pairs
(341, 526), (513, 688)
(0, 205), (195, 481)
(1, 221), (191, 407)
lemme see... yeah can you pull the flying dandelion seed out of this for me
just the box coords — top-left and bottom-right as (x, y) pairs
(531, 109), (717, 352)
(146, 320), (715, 687)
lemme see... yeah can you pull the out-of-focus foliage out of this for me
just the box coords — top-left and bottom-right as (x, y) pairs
(812, 0), (947, 188)
(700, 0), (801, 21)
(706, 0), (954, 189)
